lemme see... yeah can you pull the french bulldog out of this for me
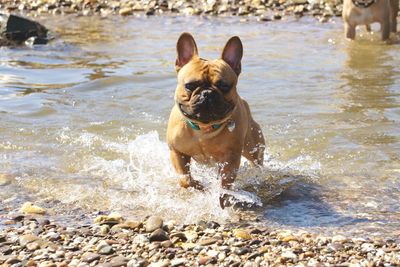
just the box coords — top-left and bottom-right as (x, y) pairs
(342, 0), (399, 40)
(167, 33), (265, 208)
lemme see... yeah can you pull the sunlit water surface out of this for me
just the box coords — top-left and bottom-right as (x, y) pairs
(1, 15), (400, 239)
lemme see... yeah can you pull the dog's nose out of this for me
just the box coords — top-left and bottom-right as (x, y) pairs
(201, 90), (217, 105)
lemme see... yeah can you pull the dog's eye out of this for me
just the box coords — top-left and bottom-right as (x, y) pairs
(184, 82), (200, 92)
(216, 80), (231, 93)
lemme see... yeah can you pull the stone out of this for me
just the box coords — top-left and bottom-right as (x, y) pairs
(0, 173), (13, 185)
(171, 258), (186, 267)
(100, 224), (110, 235)
(5, 257), (21, 264)
(20, 202), (46, 214)
(206, 221), (220, 229)
(0, 13), (48, 46)
(81, 252), (100, 263)
(198, 238), (218, 246)
(332, 235), (347, 243)
(94, 212), (123, 225)
(26, 241), (41, 251)
(281, 250), (297, 261)
(149, 229), (169, 242)
(234, 247), (250, 255)
(110, 256), (129, 266)
(145, 216), (163, 232)
(39, 261), (56, 267)
(19, 234), (39, 246)
(232, 229), (252, 240)
(120, 220), (142, 230)
(170, 232), (187, 242)
(97, 241), (114, 255)
(119, 7), (133, 16)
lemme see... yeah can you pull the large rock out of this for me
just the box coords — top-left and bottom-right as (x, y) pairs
(0, 13), (48, 46)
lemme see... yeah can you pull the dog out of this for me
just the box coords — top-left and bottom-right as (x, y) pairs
(167, 33), (265, 208)
(342, 0), (399, 40)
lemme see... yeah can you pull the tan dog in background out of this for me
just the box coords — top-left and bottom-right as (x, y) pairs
(343, 0), (399, 40)
(167, 33), (265, 208)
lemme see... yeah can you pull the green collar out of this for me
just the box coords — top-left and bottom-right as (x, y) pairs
(185, 119), (221, 131)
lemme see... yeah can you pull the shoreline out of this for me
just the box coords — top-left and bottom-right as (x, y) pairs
(0, 0), (342, 22)
(1, 211), (400, 266)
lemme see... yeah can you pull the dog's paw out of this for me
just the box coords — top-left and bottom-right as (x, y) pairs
(179, 177), (205, 191)
(219, 193), (235, 209)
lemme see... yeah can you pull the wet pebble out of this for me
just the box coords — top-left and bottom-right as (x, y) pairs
(146, 216), (163, 232)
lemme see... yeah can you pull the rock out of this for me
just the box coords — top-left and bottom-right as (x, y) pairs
(127, 258), (149, 267)
(232, 229), (252, 240)
(81, 252), (100, 263)
(119, 7), (133, 16)
(20, 202), (46, 214)
(5, 257), (21, 265)
(361, 243), (375, 253)
(281, 250), (297, 261)
(39, 261), (56, 267)
(146, 216), (163, 232)
(198, 238), (218, 246)
(171, 258), (186, 267)
(19, 234), (39, 246)
(97, 241), (114, 255)
(0, 245), (12, 255)
(119, 220), (142, 230)
(170, 232), (187, 242)
(100, 224), (110, 235)
(332, 235), (347, 243)
(94, 212), (123, 225)
(0, 173), (13, 186)
(109, 256), (129, 266)
(206, 221), (220, 229)
(0, 13), (48, 46)
(149, 229), (169, 242)
(234, 247), (250, 255)
(26, 241), (41, 251)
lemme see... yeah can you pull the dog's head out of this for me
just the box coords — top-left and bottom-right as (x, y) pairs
(174, 33), (243, 124)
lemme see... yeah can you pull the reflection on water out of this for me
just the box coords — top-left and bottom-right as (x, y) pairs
(0, 15), (399, 238)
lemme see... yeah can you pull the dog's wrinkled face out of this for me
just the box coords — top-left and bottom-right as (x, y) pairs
(175, 33), (243, 124)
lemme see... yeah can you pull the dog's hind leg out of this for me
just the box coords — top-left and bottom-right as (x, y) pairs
(381, 17), (391, 40)
(390, 0), (399, 32)
(345, 22), (356, 40)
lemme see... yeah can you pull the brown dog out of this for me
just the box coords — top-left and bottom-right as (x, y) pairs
(342, 0), (399, 40)
(167, 33), (265, 207)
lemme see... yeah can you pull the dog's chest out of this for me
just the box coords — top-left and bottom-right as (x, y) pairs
(351, 7), (375, 24)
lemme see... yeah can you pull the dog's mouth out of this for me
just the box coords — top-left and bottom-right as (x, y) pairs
(178, 102), (234, 124)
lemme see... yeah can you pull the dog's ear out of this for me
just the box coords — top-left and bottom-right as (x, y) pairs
(221, 36), (243, 76)
(176, 32), (198, 72)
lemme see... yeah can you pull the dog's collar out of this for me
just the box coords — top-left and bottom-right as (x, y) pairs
(185, 119), (222, 131)
(352, 0), (376, 8)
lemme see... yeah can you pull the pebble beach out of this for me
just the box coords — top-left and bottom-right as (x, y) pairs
(1, 209), (400, 267)
(0, 0), (342, 22)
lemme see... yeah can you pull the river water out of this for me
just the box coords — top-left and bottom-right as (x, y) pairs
(1, 14), (399, 239)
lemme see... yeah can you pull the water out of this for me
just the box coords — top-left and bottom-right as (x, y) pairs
(1, 14), (399, 238)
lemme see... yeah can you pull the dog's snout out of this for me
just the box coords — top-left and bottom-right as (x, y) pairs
(200, 89), (217, 105)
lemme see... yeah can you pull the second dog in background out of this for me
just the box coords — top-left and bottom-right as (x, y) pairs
(342, 0), (399, 40)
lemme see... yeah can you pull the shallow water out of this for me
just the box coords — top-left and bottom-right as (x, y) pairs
(1, 14), (400, 238)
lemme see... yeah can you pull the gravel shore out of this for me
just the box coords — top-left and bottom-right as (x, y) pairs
(1, 210), (400, 267)
(0, 0), (342, 21)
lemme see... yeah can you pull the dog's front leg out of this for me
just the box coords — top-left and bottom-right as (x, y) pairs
(218, 155), (241, 208)
(170, 149), (204, 190)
